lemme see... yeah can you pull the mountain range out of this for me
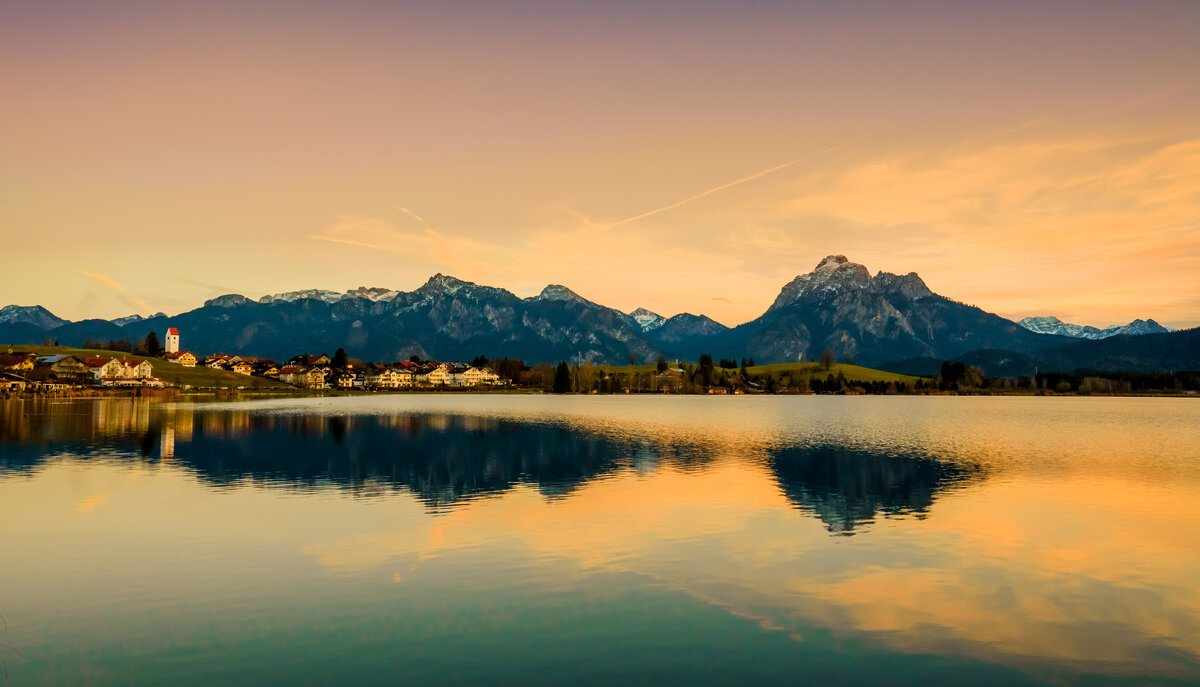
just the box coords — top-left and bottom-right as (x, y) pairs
(2, 256), (1195, 375)
(1016, 316), (1171, 339)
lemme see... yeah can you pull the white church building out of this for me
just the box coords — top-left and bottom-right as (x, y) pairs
(165, 327), (180, 353)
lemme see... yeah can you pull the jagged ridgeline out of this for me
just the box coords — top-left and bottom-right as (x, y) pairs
(1, 257), (1194, 372)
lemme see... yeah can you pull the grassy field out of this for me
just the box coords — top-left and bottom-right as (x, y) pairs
(599, 361), (923, 384)
(598, 364), (659, 375)
(4, 344), (293, 390)
(743, 362), (922, 384)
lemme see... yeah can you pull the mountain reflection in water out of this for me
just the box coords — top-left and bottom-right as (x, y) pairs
(1, 398), (980, 530)
(772, 445), (980, 534)
(3, 395), (1200, 686)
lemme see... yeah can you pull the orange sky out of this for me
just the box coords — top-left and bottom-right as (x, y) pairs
(1, 1), (1197, 328)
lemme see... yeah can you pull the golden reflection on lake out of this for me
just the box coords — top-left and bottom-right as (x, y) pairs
(2, 395), (1198, 685)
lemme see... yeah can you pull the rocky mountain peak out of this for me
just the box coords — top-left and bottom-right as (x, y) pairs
(418, 273), (470, 295)
(816, 254), (852, 270)
(871, 271), (933, 300)
(259, 289), (344, 304)
(629, 307), (667, 332)
(205, 294), (252, 308)
(769, 255), (872, 310)
(1017, 316), (1172, 339)
(535, 284), (588, 303)
(345, 286), (398, 302)
(0, 304), (69, 329)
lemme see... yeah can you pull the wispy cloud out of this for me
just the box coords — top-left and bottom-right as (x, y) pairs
(172, 276), (241, 294)
(310, 215), (415, 255)
(80, 270), (122, 290)
(398, 207), (429, 227)
(312, 211), (492, 281)
(79, 270), (151, 311)
(774, 135), (1200, 326)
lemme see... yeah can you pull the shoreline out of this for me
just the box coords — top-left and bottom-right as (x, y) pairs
(3, 387), (1196, 402)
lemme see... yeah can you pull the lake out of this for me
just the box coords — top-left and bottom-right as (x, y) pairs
(2, 395), (1199, 686)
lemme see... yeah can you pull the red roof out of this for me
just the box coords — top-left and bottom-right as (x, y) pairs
(167, 328), (179, 335)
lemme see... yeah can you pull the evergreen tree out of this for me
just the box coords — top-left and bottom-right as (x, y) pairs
(333, 348), (349, 369)
(656, 355), (668, 373)
(553, 361), (571, 393)
(144, 331), (162, 356)
(697, 353), (715, 387)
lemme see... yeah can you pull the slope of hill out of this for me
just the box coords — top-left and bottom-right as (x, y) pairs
(6, 345), (292, 390)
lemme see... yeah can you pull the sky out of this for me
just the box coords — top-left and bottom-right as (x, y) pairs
(1, 0), (1198, 329)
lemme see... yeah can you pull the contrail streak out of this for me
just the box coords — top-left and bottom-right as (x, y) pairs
(603, 144), (845, 230)
(398, 207), (429, 227)
(311, 234), (403, 254)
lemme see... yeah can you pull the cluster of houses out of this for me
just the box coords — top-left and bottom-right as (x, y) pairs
(3, 327), (505, 393)
(157, 350), (505, 389)
(157, 329), (504, 389)
(0, 350), (164, 392)
(275, 354), (503, 390)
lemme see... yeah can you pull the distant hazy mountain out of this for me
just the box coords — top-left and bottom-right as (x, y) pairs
(0, 305), (68, 330)
(2, 259), (1196, 373)
(1018, 316), (1171, 339)
(111, 312), (168, 327)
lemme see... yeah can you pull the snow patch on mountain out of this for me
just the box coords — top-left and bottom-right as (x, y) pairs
(1018, 316), (1172, 339)
(532, 284), (590, 304)
(418, 274), (470, 297)
(112, 312), (167, 326)
(205, 294), (252, 307)
(345, 286), (398, 302)
(260, 289), (345, 304)
(628, 307), (667, 332)
(770, 255), (925, 311)
(0, 304), (69, 329)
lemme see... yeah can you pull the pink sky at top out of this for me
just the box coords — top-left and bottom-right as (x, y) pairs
(1, 0), (1197, 329)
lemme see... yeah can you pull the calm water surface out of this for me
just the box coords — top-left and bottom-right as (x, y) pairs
(2, 395), (1199, 686)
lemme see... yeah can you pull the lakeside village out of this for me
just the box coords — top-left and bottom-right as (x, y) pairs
(0, 326), (906, 396)
(0, 328), (507, 393)
(5, 327), (1198, 397)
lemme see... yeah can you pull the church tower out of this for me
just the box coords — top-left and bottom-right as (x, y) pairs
(165, 327), (180, 353)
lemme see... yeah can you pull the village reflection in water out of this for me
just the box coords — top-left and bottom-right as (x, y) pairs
(2, 396), (1200, 684)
